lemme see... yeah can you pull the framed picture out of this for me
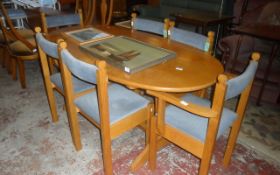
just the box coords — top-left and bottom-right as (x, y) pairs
(64, 27), (114, 45)
(115, 20), (131, 29)
(81, 36), (176, 73)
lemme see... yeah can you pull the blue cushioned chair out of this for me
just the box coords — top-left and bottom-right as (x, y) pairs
(133, 17), (165, 36)
(171, 27), (214, 54)
(40, 9), (83, 73)
(35, 27), (94, 123)
(57, 41), (152, 175)
(40, 9), (84, 34)
(147, 52), (260, 175)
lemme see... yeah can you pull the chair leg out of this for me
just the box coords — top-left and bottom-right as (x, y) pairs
(67, 107), (82, 151)
(11, 58), (17, 80)
(0, 47), (4, 68)
(7, 54), (13, 75)
(17, 58), (26, 88)
(223, 119), (242, 167)
(44, 80), (59, 123)
(100, 131), (113, 175)
(4, 51), (10, 70)
(149, 115), (157, 170)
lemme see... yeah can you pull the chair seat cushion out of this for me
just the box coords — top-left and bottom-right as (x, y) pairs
(9, 37), (36, 56)
(74, 83), (150, 125)
(50, 73), (94, 93)
(165, 94), (237, 142)
(0, 29), (34, 44)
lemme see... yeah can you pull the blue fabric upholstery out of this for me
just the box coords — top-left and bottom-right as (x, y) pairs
(60, 48), (150, 125)
(75, 83), (149, 125)
(35, 32), (58, 59)
(35, 32), (94, 92)
(226, 60), (258, 100)
(165, 94), (237, 142)
(134, 18), (164, 35)
(171, 27), (207, 51)
(51, 73), (94, 93)
(0, 9), (26, 20)
(61, 49), (98, 84)
(46, 14), (81, 28)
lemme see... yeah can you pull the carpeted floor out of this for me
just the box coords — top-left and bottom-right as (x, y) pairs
(1, 61), (280, 175)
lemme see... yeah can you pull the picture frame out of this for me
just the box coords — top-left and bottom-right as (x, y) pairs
(81, 36), (176, 73)
(64, 27), (114, 45)
(115, 20), (131, 29)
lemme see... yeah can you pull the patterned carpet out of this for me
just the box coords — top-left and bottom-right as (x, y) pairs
(0, 61), (280, 175)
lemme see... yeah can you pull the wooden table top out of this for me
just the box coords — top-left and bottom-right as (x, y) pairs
(50, 25), (223, 92)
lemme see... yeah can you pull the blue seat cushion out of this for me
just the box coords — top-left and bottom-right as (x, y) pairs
(50, 73), (94, 93)
(74, 83), (150, 125)
(165, 94), (237, 142)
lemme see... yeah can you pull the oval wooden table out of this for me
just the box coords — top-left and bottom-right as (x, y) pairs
(49, 25), (224, 171)
(53, 25), (224, 93)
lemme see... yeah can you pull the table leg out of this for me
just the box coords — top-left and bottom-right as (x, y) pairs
(130, 136), (170, 172)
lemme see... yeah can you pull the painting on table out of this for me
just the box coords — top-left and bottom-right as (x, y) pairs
(65, 27), (113, 45)
(81, 36), (176, 73)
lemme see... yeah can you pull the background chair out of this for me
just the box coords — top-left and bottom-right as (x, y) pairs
(58, 41), (152, 175)
(147, 52), (260, 175)
(35, 27), (94, 124)
(40, 8), (84, 35)
(133, 16), (165, 36)
(0, 2), (34, 70)
(0, 2), (38, 88)
(40, 9), (84, 73)
(170, 27), (214, 54)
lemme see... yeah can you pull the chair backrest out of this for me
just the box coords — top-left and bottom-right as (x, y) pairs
(41, 9), (84, 34)
(58, 42), (99, 85)
(35, 27), (62, 79)
(225, 53), (259, 100)
(170, 27), (214, 53)
(0, 2), (36, 52)
(133, 17), (165, 36)
(35, 27), (58, 59)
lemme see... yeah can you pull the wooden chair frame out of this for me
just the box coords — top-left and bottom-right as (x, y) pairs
(35, 27), (95, 123)
(147, 53), (260, 175)
(0, 2), (37, 88)
(58, 41), (153, 175)
(40, 9), (84, 35)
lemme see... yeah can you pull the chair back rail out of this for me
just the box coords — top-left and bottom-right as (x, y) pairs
(41, 9), (84, 34)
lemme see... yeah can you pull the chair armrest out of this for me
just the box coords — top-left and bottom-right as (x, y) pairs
(147, 90), (217, 118)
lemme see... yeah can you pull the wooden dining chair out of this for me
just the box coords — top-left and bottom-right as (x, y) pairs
(40, 9), (84, 35)
(40, 9), (84, 74)
(132, 17), (165, 36)
(131, 12), (174, 39)
(0, 3), (35, 71)
(147, 52), (260, 175)
(58, 40), (152, 175)
(35, 27), (94, 124)
(0, 2), (38, 88)
(171, 27), (215, 54)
